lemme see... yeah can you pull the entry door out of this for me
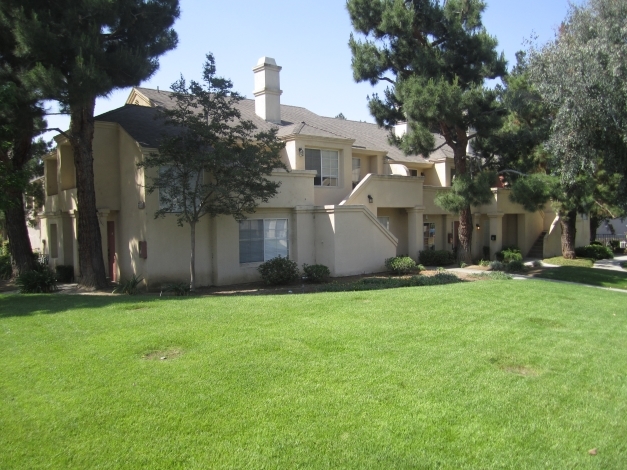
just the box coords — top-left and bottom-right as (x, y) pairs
(107, 221), (117, 282)
(453, 221), (460, 249)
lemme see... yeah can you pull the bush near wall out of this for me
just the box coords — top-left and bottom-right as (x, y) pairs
(575, 245), (614, 260)
(16, 269), (58, 293)
(495, 246), (523, 263)
(302, 264), (330, 283)
(258, 256), (300, 285)
(385, 256), (424, 275)
(418, 250), (456, 266)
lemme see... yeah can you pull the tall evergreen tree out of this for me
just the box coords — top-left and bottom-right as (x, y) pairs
(347, 0), (507, 263)
(2, 0), (180, 288)
(0, 17), (46, 276)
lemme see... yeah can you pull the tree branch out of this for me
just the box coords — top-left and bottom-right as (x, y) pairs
(595, 200), (617, 219)
(44, 128), (71, 140)
(498, 169), (527, 176)
(378, 76), (396, 85)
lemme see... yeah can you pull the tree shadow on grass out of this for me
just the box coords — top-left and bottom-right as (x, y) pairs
(532, 266), (627, 289)
(0, 294), (176, 319)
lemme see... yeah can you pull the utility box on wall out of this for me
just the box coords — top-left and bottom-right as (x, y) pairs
(139, 241), (147, 259)
(491, 235), (497, 241)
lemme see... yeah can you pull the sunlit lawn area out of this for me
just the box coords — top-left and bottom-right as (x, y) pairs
(1, 280), (626, 468)
(543, 256), (595, 268)
(535, 265), (627, 290)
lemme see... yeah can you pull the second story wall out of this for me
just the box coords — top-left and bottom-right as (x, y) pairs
(93, 122), (121, 211)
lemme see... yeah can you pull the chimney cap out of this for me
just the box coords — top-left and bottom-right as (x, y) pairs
(257, 56), (277, 66)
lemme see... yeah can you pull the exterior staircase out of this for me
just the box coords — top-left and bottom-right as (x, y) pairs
(527, 231), (547, 259)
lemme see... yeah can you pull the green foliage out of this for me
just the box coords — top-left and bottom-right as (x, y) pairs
(302, 264), (331, 283)
(163, 282), (191, 296)
(496, 247), (522, 263)
(608, 240), (621, 252)
(542, 256), (595, 268)
(0, 252), (11, 280)
(141, 54), (286, 225)
(419, 250), (456, 266)
(508, 174), (557, 212)
(385, 256), (420, 275)
(489, 261), (505, 272)
(257, 256), (299, 286)
(527, 0), (627, 205)
(574, 245), (613, 261)
(504, 260), (525, 273)
(478, 259), (491, 267)
(318, 272), (460, 292)
(54, 265), (74, 283)
(16, 268), (57, 293)
(469, 272), (513, 281)
(113, 275), (143, 295)
(435, 172), (497, 214)
(140, 54), (286, 290)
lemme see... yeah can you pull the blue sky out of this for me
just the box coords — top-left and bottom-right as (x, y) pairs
(44, 0), (574, 139)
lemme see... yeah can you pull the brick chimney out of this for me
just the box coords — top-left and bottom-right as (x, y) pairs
(253, 57), (282, 124)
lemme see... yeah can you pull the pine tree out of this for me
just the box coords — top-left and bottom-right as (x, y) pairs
(140, 54), (286, 290)
(0, 18), (46, 276)
(347, 0), (507, 263)
(2, 0), (180, 288)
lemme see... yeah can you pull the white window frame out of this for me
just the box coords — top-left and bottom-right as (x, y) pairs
(239, 218), (289, 264)
(305, 148), (339, 187)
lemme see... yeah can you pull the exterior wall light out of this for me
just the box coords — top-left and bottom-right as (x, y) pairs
(138, 201), (145, 209)
(298, 148), (304, 157)
(368, 195), (373, 203)
(476, 223), (480, 230)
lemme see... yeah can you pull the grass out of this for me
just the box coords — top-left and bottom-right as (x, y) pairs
(1, 281), (627, 468)
(535, 266), (627, 290)
(543, 256), (595, 267)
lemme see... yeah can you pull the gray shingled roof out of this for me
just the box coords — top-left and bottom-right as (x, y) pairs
(98, 87), (454, 163)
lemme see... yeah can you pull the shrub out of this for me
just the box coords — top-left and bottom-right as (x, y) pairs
(257, 256), (299, 285)
(478, 259), (490, 267)
(504, 260), (525, 273)
(113, 274), (143, 295)
(16, 269), (58, 293)
(419, 249), (455, 266)
(496, 246), (522, 263)
(489, 261), (505, 271)
(609, 240), (621, 252)
(163, 282), (191, 296)
(55, 265), (74, 283)
(574, 244), (613, 260)
(302, 263), (331, 283)
(590, 241), (603, 246)
(532, 260), (543, 268)
(0, 253), (11, 280)
(460, 262), (468, 268)
(385, 256), (418, 275)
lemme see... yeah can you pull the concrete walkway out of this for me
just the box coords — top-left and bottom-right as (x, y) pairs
(593, 254), (627, 272)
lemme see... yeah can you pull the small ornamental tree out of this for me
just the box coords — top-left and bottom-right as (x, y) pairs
(140, 54), (286, 290)
(4, 0), (180, 288)
(347, 0), (507, 263)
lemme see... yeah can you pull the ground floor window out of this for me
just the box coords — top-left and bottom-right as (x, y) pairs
(239, 219), (288, 263)
(352, 158), (361, 188)
(423, 222), (436, 250)
(377, 216), (390, 230)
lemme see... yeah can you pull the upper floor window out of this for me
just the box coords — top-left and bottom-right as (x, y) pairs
(305, 148), (338, 186)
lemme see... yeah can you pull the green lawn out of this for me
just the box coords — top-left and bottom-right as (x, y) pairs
(1, 281), (627, 468)
(535, 266), (627, 289)
(543, 256), (595, 267)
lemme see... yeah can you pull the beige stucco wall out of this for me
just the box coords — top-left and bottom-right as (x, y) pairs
(93, 122), (121, 211)
(314, 205), (397, 277)
(377, 208), (408, 256)
(342, 174), (424, 212)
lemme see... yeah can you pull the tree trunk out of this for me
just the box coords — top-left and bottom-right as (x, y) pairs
(68, 97), (107, 289)
(5, 199), (36, 277)
(589, 214), (600, 243)
(3, 126), (37, 277)
(453, 138), (472, 264)
(190, 221), (196, 291)
(560, 210), (577, 259)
